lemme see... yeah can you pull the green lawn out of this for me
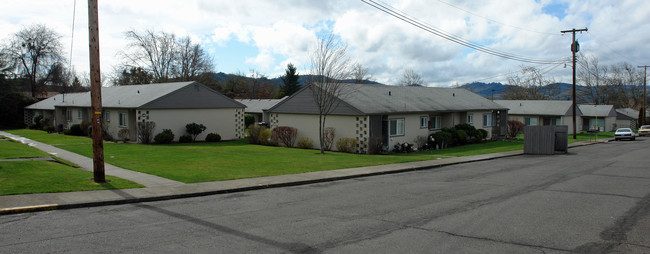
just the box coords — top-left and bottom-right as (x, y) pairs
(412, 141), (524, 157)
(7, 130), (443, 183)
(0, 134), (142, 195)
(0, 139), (51, 159)
(6, 129), (92, 144)
(515, 131), (615, 143)
(54, 140), (440, 183)
(0, 161), (143, 195)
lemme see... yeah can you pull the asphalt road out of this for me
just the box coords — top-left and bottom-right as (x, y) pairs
(1, 139), (649, 253)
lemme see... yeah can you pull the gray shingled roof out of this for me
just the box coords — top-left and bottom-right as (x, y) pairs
(236, 98), (287, 113)
(25, 81), (244, 110)
(494, 100), (580, 116)
(270, 83), (506, 115)
(578, 104), (616, 117)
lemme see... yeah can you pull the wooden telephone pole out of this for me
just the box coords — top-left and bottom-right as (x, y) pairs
(88, 0), (105, 182)
(638, 65), (648, 126)
(561, 28), (587, 140)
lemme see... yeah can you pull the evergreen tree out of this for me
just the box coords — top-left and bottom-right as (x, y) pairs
(280, 63), (300, 96)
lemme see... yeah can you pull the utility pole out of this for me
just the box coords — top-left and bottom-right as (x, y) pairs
(638, 65), (648, 126)
(88, 0), (105, 183)
(561, 28), (587, 140)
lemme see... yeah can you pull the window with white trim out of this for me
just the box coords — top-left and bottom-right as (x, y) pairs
(420, 116), (428, 129)
(483, 113), (493, 127)
(467, 113), (473, 124)
(104, 111), (110, 122)
(429, 115), (441, 129)
(66, 110), (72, 122)
(389, 118), (405, 136)
(118, 112), (127, 127)
(77, 109), (82, 119)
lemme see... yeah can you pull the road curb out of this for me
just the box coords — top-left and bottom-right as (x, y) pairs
(0, 139), (608, 216)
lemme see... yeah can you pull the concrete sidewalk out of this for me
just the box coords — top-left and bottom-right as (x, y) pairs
(0, 131), (611, 215)
(0, 131), (183, 188)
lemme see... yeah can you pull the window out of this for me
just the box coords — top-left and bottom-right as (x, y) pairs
(525, 117), (538, 126)
(483, 113), (493, 127)
(429, 115), (441, 129)
(104, 111), (110, 122)
(66, 110), (72, 122)
(389, 118), (405, 136)
(77, 109), (82, 119)
(118, 112), (127, 127)
(467, 114), (473, 124)
(420, 116), (428, 129)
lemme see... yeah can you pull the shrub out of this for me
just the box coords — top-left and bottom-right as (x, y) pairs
(178, 134), (193, 143)
(457, 129), (468, 144)
(63, 129), (72, 136)
(323, 127), (336, 151)
(244, 114), (255, 128)
(413, 135), (428, 150)
(477, 129), (488, 141)
(44, 126), (55, 133)
(80, 121), (91, 136)
(297, 137), (313, 149)
(368, 137), (386, 155)
(335, 137), (358, 153)
(507, 120), (525, 138)
(247, 124), (265, 144)
(441, 127), (458, 146)
(118, 128), (130, 142)
(154, 129), (175, 144)
(430, 131), (452, 149)
(28, 124), (37, 130)
(185, 123), (207, 141)
(137, 121), (156, 144)
(455, 123), (478, 143)
(259, 128), (274, 145)
(205, 133), (221, 142)
(69, 124), (84, 136)
(272, 126), (298, 147)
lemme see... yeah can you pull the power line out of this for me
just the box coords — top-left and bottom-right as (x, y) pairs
(361, 0), (570, 65)
(435, 0), (560, 36)
(69, 0), (77, 73)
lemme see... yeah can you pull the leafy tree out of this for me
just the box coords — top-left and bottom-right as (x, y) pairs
(280, 63), (300, 96)
(398, 69), (424, 86)
(185, 123), (206, 141)
(2, 24), (64, 98)
(113, 67), (153, 86)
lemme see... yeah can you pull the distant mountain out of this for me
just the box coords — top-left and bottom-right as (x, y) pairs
(210, 72), (383, 87)
(457, 82), (577, 101)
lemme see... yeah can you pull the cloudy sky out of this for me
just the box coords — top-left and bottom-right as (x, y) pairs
(1, 0), (649, 87)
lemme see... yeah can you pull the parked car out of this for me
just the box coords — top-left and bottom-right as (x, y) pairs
(638, 125), (650, 136)
(614, 128), (636, 141)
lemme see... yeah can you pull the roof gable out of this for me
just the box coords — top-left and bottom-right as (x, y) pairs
(578, 104), (616, 117)
(269, 85), (364, 115)
(141, 82), (245, 109)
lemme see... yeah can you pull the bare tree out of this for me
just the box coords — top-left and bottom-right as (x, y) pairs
(117, 29), (214, 83)
(398, 69), (424, 86)
(578, 55), (609, 104)
(502, 66), (558, 100)
(351, 63), (372, 84)
(174, 36), (214, 80)
(2, 24), (64, 97)
(308, 33), (353, 154)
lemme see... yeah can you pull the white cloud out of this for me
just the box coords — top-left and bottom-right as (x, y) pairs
(1, 0), (649, 86)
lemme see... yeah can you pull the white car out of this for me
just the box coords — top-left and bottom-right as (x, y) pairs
(614, 128), (636, 141)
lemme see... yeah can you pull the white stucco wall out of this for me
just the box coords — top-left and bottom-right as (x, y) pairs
(271, 113), (359, 151)
(144, 108), (244, 141)
(386, 114), (429, 146)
